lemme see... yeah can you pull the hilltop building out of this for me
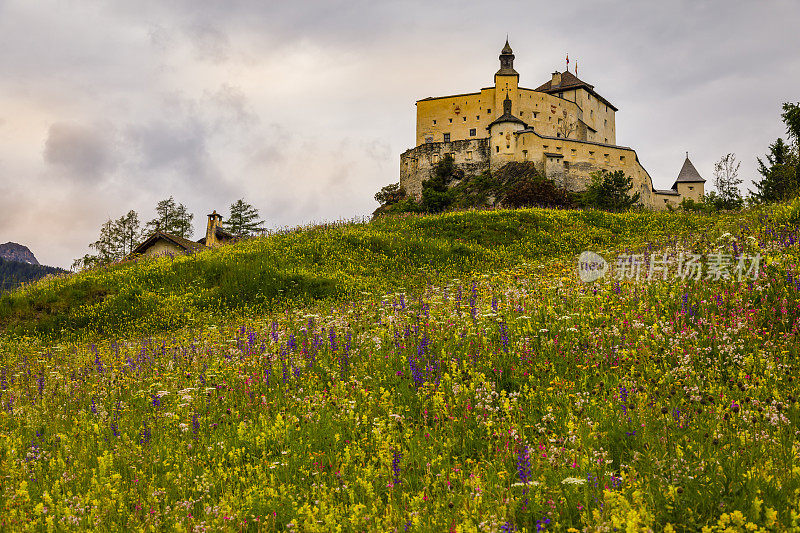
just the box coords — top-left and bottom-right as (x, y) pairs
(399, 41), (704, 208)
(131, 210), (236, 259)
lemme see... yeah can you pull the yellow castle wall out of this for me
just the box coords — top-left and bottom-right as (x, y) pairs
(415, 83), (616, 147)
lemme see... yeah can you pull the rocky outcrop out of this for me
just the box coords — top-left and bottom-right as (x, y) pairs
(0, 242), (40, 265)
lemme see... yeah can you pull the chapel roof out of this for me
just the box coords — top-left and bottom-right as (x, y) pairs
(131, 231), (205, 256)
(487, 93), (528, 129)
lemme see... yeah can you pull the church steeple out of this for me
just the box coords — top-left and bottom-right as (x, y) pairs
(496, 39), (519, 77)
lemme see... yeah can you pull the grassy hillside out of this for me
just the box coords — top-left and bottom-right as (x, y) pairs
(1, 205), (799, 531)
(0, 208), (743, 341)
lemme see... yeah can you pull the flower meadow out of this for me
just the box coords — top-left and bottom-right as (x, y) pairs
(1, 206), (800, 531)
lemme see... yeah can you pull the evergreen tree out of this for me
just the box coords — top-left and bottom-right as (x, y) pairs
(782, 102), (800, 150)
(752, 138), (799, 202)
(223, 199), (265, 237)
(750, 102), (800, 203)
(144, 196), (194, 238)
(1, 257), (65, 291)
(581, 170), (640, 212)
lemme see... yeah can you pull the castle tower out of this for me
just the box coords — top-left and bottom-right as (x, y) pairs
(671, 154), (706, 202)
(494, 39), (519, 122)
(487, 92), (527, 171)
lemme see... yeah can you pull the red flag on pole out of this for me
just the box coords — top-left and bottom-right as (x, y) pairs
(566, 53), (569, 70)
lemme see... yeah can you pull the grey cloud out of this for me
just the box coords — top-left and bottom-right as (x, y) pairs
(148, 24), (174, 51)
(185, 23), (230, 63)
(206, 84), (258, 129)
(43, 122), (119, 181)
(126, 116), (211, 178)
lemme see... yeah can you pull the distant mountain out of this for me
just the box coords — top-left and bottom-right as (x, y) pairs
(0, 242), (39, 265)
(0, 245), (67, 292)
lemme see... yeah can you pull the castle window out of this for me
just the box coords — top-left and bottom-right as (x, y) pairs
(688, 186), (694, 191)
(469, 128), (476, 136)
(522, 150), (528, 160)
(486, 109), (491, 114)
(449, 118), (453, 123)
(604, 154), (610, 163)
(463, 117), (467, 121)
(466, 151), (473, 160)
(590, 110), (594, 118)
(543, 145), (548, 150)
(604, 119), (608, 127)
(476, 115), (480, 120)
(571, 149), (577, 157)
(443, 133), (450, 142)
(433, 120), (437, 125)
(605, 138), (608, 143)
(496, 146), (500, 153)
(664, 199), (668, 204)
(620, 155), (626, 163)
(533, 112), (538, 118)
(433, 154), (439, 163)
(556, 133), (561, 138)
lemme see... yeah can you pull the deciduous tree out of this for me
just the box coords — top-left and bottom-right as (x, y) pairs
(581, 170), (640, 212)
(711, 153), (743, 210)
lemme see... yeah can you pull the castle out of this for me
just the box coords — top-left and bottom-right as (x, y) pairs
(399, 41), (705, 209)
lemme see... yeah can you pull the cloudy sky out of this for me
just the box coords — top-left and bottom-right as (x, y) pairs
(0, 0), (798, 268)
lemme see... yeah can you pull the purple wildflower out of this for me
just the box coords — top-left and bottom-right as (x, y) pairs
(392, 450), (402, 485)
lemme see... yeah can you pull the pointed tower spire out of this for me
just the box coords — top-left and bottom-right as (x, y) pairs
(497, 38), (518, 77)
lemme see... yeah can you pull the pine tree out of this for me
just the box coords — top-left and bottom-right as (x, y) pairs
(782, 102), (800, 151)
(752, 138), (799, 202)
(223, 199), (265, 237)
(144, 196), (194, 238)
